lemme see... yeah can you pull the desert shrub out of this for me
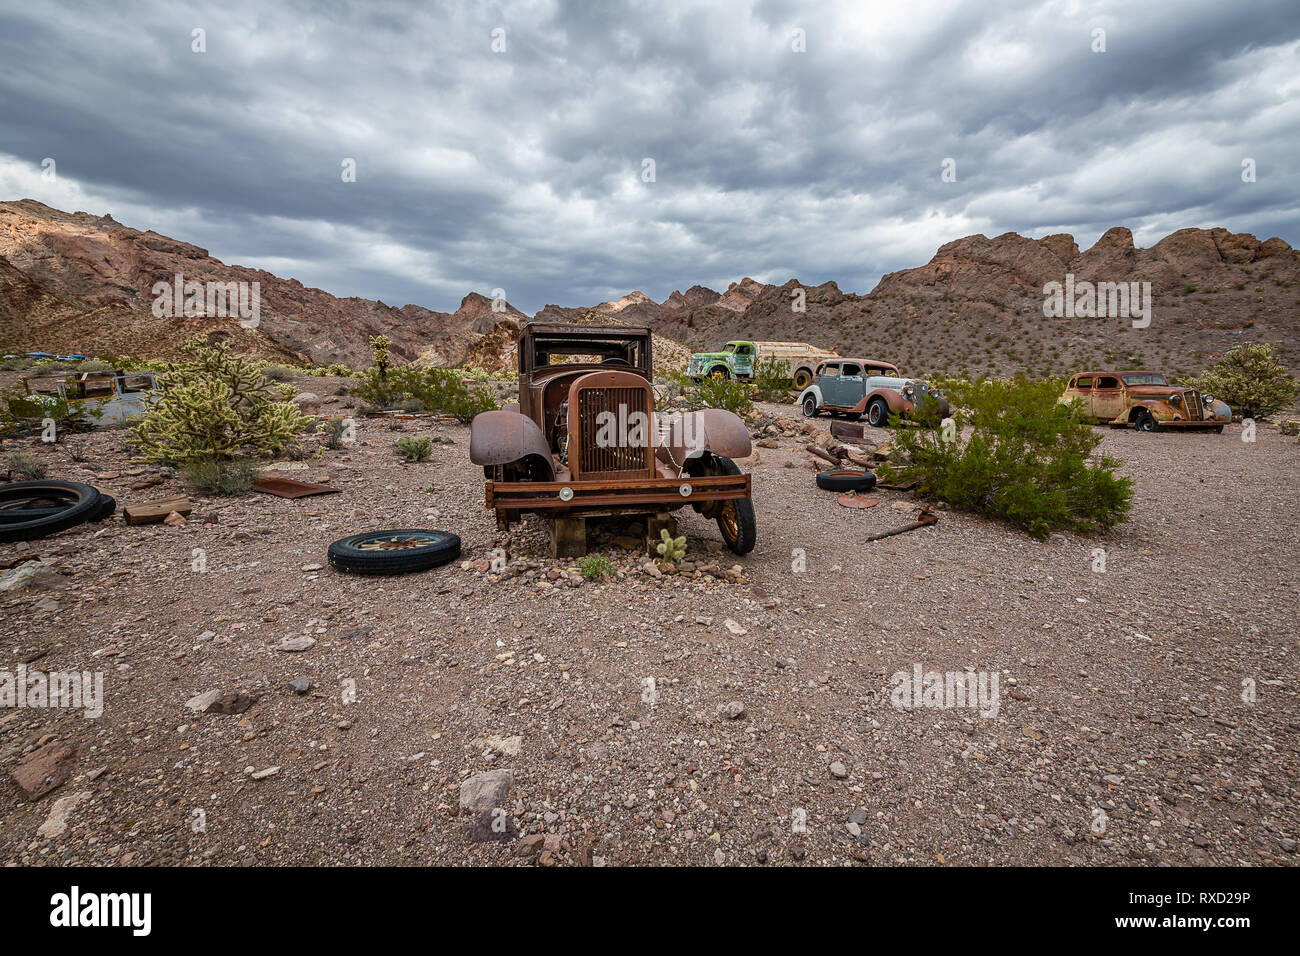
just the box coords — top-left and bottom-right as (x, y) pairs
(355, 364), (497, 421)
(131, 338), (312, 466)
(396, 436), (433, 462)
(178, 457), (260, 495)
(1182, 343), (1297, 419)
(75, 358), (113, 372)
(1279, 420), (1300, 437)
(4, 450), (47, 479)
(880, 376), (1133, 539)
(682, 375), (753, 417)
(322, 416), (352, 449)
(751, 357), (792, 402)
(0, 387), (75, 438)
(579, 555), (614, 580)
(261, 363), (298, 381)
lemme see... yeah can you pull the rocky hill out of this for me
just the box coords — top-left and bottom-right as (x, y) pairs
(1, 198), (1295, 379)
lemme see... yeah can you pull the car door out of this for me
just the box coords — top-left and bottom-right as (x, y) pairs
(732, 343), (754, 378)
(838, 363), (864, 408)
(1071, 375), (1094, 418)
(819, 363), (843, 405)
(1090, 375), (1125, 422)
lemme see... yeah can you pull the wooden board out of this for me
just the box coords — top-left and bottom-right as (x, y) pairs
(251, 477), (341, 499)
(123, 496), (192, 525)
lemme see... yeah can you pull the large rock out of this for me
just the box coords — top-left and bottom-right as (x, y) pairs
(459, 769), (514, 812)
(12, 742), (77, 800)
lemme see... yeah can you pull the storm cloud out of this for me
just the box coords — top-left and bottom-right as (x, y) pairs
(1, 0), (1296, 313)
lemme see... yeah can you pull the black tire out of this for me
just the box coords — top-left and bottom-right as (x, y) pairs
(92, 495), (117, 522)
(0, 481), (102, 543)
(709, 457), (755, 555)
(801, 395), (818, 418)
(867, 398), (890, 428)
(1134, 410), (1160, 433)
(815, 469), (878, 493)
(793, 369), (812, 389)
(1214, 425), (1224, 434)
(327, 529), (462, 575)
(709, 367), (730, 381)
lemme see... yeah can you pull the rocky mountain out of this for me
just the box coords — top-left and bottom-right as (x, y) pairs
(0, 200), (486, 366)
(1, 198), (1295, 379)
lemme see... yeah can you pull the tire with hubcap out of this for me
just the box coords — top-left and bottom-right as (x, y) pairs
(327, 529), (462, 574)
(1134, 410), (1160, 433)
(867, 397), (890, 427)
(801, 395), (818, 418)
(793, 369), (811, 389)
(709, 367), (730, 381)
(708, 456), (755, 555)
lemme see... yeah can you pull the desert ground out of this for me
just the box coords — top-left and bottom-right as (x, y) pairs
(1, 381), (1297, 867)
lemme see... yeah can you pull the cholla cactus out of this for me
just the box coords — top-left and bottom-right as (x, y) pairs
(132, 338), (312, 464)
(656, 528), (687, 562)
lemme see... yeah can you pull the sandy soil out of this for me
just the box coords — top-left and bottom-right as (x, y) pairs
(1, 387), (1297, 867)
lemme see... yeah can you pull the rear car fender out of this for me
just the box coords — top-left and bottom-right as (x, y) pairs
(469, 410), (555, 480)
(656, 408), (752, 468)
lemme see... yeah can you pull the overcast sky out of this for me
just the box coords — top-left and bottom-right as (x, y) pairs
(1, 0), (1297, 314)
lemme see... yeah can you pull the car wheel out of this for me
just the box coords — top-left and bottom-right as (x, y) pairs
(793, 370), (811, 389)
(801, 395), (818, 418)
(0, 480), (103, 543)
(709, 456), (755, 555)
(1134, 410), (1160, 432)
(709, 367), (730, 381)
(1214, 425), (1224, 434)
(327, 529), (462, 575)
(815, 469), (878, 493)
(867, 398), (889, 427)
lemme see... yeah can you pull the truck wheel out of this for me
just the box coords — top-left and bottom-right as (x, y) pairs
(710, 457), (755, 555)
(327, 529), (461, 574)
(867, 398), (890, 427)
(709, 367), (730, 381)
(793, 369), (811, 389)
(1134, 410), (1160, 433)
(801, 395), (818, 418)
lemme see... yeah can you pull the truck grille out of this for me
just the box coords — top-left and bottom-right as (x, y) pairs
(576, 386), (652, 479)
(1184, 389), (1203, 420)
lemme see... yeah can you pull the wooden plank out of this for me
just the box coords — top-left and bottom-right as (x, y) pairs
(124, 496), (192, 525)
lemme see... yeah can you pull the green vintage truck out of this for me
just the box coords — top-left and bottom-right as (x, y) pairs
(686, 340), (838, 389)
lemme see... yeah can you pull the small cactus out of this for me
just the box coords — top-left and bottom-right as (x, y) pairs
(656, 528), (687, 562)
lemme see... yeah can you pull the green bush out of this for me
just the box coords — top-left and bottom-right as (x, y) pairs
(178, 457), (261, 495)
(355, 364), (497, 420)
(578, 555), (614, 580)
(682, 375), (753, 417)
(1182, 343), (1297, 419)
(880, 376), (1133, 539)
(750, 357), (792, 402)
(322, 416), (351, 449)
(131, 338), (312, 466)
(396, 436), (433, 462)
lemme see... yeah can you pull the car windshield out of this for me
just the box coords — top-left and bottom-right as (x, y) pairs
(723, 343), (737, 353)
(1122, 373), (1167, 386)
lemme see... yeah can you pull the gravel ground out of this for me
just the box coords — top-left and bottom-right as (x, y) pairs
(1, 388), (1297, 867)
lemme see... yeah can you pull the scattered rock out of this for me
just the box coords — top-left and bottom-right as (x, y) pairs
(11, 742), (77, 800)
(274, 636), (316, 652)
(459, 769), (514, 812)
(36, 790), (92, 838)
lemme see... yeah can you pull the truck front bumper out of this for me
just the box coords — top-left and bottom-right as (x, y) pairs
(486, 474), (751, 514)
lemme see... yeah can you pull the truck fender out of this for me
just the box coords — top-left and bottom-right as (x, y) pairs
(469, 410), (555, 480)
(655, 408), (752, 469)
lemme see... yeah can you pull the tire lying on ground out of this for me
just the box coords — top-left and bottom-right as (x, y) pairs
(815, 469), (878, 493)
(327, 529), (462, 575)
(92, 494), (117, 522)
(0, 480), (103, 543)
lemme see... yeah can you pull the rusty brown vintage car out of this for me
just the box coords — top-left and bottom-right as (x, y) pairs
(1058, 370), (1231, 432)
(469, 324), (756, 555)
